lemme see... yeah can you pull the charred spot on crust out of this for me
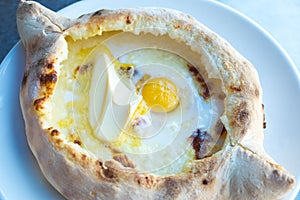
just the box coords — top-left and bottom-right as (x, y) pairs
(126, 15), (132, 25)
(55, 138), (63, 145)
(81, 154), (87, 160)
(92, 9), (106, 17)
(231, 102), (250, 129)
(46, 63), (54, 69)
(96, 160), (103, 166)
(204, 35), (212, 43)
(263, 122), (267, 129)
(262, 104), (267, 129)
(50, 129), (60, 136)
(95, 160), (117, 182)
(135, 175), (157, 189)
(189, 123), (226, 161)
(187, 64), (210, 100)
(103, 168), (115, 179)
(71, 152), (76, 158)
(191, 129), (203, 159)
(74, 139), (82, 146)
(272, 169), (280, 178)
(162, 178), (180, 198)
(230, 85), (242, 92)
(40, 72), (57, 85)
(255, 88), (260, 97)
(33, 96), (47, 110)
(190, 128), (212, 159)
(173, 24), (181, 29)
(187, 64), (198, 75)
(202, 179), (209, 185)
(238, 110), (249, 125)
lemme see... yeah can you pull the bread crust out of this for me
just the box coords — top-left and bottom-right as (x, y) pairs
(17, 1), (294, 199)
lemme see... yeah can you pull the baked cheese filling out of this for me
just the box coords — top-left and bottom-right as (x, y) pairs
(51, 31), (225, 175)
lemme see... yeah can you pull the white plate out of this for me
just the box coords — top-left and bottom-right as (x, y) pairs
(1, 0), (299, 199)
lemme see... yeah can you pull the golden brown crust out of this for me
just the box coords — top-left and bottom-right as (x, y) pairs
(17, 1), (294, 199)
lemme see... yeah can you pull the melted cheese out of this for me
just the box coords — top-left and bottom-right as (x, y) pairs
(50, 32), (220, 175)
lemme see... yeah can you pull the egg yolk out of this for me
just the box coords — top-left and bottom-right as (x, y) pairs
(141, 77), (179, 112)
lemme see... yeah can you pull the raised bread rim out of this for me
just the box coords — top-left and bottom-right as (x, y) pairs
(17, 1), (295, 199)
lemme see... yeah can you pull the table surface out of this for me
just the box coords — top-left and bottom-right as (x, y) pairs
(0, 0), (299, 199)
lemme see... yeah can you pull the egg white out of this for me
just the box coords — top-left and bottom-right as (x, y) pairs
(51, 32), (219, 175)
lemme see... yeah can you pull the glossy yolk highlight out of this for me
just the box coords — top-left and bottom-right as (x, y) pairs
(141, 77), (179, 112)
